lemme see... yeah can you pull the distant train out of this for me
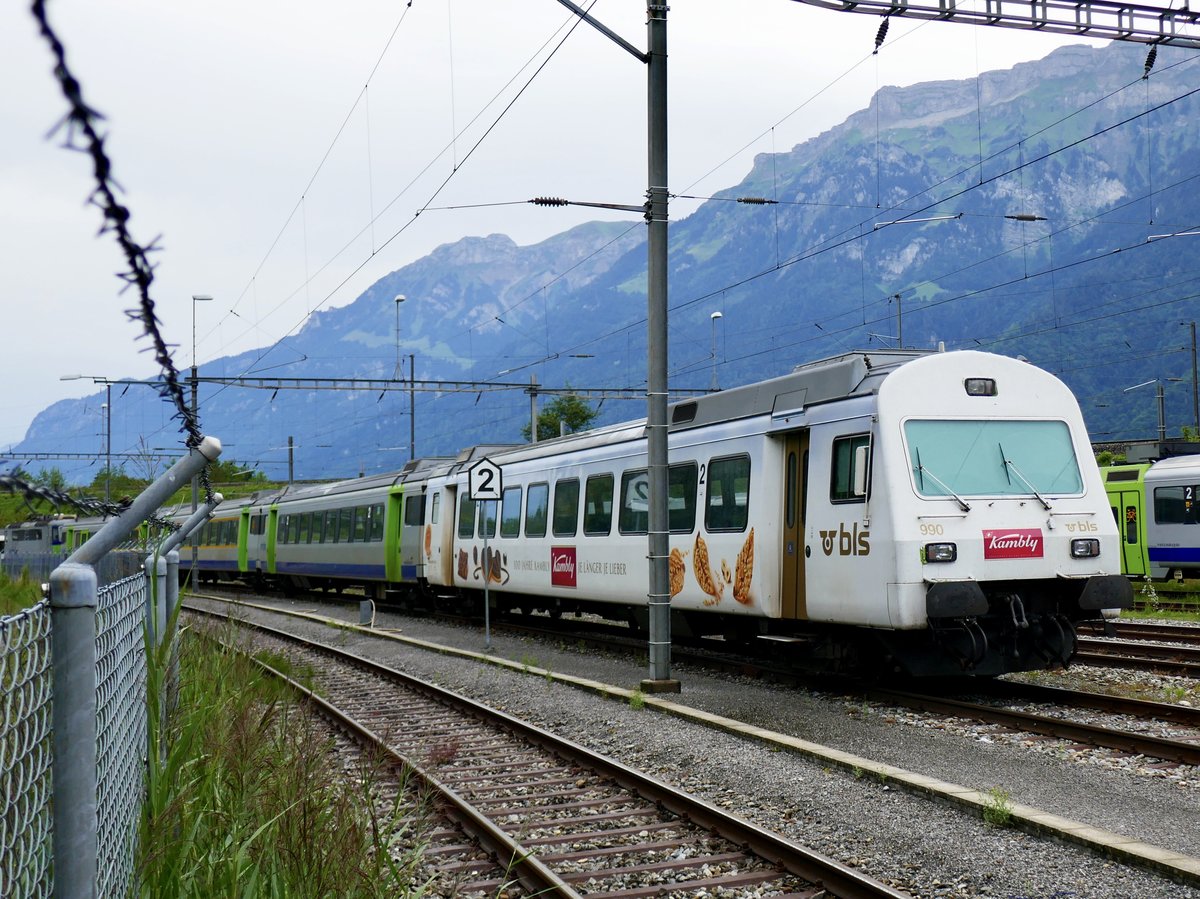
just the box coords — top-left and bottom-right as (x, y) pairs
(172, 349), (1131, 678)
(1103, 453), (1200, 580)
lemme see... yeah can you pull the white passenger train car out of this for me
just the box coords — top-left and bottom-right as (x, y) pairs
(422, 349), (1131, 676)
(1144, 455), (1200, 579)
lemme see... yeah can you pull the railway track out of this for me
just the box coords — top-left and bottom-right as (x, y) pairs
(199, 589), (1200, 768)
(1075, 635), (1200, 678)
(186, 602), (910, 899)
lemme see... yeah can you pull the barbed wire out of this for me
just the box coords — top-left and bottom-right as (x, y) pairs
(0, 475), (179, 532)
(18, 0), (214, 515)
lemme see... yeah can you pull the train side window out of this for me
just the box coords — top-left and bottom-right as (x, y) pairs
(371, 503), (385, 541)
(458, 492), (476, 538)
(338, 508), (353, 543)
(431, 493), (441, 525)
(288, 515), (302, 545)
(669, 462), (698, 533)
(830, 434), (871, 504)
(705, 455), (750, 532)
(526, 482), (549, 537)
(404, 496), (423, 527)
(501, 486), (522, 538)
(553, 478), (580, 537)
(478, 499), (498, 539)
(1154, 485), (1200, 524)
(584, 474), (614, 536)
(619, 470), (649, 534)
(1125, 505), (1138, 544)
(250, 515), (265, 536)
(297, 515), (310, 545)
(354, 506), (369, 542)
(323, 510), (337, 543)
(311, 512), (325, 544)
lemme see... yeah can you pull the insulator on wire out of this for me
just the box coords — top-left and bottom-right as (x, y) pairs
(531, 197), (569, 207)
(737, 197), (778, 205)
(873, 18), (889, 55)
(1143, 45), (1157, 79)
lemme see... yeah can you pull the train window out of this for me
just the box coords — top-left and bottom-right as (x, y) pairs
(478, 499), (498, 539)
(297, 515), (310, 545)
(431, 493), (441, 525)
(1125, 505), (1138, 544)
(458, 493), (476, 538)
(323, 510), (337, 543)
(831, 434), (871, 503)
(501, 487), (522, 538)
(288, 515), (302, 545)
(669, 462), (698, 533)
(526, 483), (549, 537)
(371, 503), (385, 541)
(705, 455), (750, 532)
(619, 470), (649, 534)
(1154, 485), (1200, 524)
(619, 463), (697, 535)
(250, 515), (265, 536)
(339, 508), (353, 543)
(553, 478), (580, 537)
(786, 452), (797, 528)
(905, 419), (1082, 497)
(311, 512), (324, 544)
(353, 507), (369, 543)
(584, 474), (614, 536)
(404, 495), (424, 527)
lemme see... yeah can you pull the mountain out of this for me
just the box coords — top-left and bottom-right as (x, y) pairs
(14, 41), (1200, 482)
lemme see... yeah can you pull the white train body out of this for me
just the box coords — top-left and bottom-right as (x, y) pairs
(181, 349), (1130, 677)
(1144, 455), (1200, 578)
(420, 350), (1130, 675)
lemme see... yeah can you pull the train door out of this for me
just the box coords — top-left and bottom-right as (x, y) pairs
(781, 431), (809, 619)
(1113, 489), (1146, 577)
(441, 485), (459, 585)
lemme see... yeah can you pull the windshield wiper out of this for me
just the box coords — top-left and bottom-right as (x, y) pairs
(914, 448), (971, 512)
(998, 443), (1052, 510)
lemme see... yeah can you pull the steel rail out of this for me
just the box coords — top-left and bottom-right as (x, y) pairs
(185, 602), (910, 899)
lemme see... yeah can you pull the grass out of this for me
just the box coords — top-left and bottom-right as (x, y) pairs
(138, 618), (433, 898)
(0, 566), (43, 617)
(982, 786), (1014, 827)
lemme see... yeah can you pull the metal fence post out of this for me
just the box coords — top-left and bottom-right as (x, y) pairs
(49, 437), (221, 899)
(49, 561), (99, 899)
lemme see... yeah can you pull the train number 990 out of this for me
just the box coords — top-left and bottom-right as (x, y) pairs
(919, 523), (945, 536)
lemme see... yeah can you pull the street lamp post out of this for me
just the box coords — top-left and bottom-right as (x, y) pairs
(394, 295), (416, 461)
(709, 311), (722, 392)
(191, 294), (213, 572)
(59, 374), (113, 506)
(102, 382), (111, 503)
(1123, 377), (1184, 443)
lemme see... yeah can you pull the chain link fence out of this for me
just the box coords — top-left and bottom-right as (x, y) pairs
(0, 444), (219, 899)
(0, 600), (54, 899)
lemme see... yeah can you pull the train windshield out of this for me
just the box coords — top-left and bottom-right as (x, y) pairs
(904, 419), (1083, 498)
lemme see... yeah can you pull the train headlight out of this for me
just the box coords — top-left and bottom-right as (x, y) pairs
(1070, 538), (1100, 558)
(924, 542), (957, 563)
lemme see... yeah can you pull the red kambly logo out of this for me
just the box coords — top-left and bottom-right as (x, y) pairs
(551, 546), (577, 587)
(982, 528), (1043, 560)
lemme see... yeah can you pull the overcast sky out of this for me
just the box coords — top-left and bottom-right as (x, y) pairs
(0, 0), (1108, 450)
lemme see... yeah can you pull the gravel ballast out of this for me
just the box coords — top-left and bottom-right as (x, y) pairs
(198, 596), (1200, 898)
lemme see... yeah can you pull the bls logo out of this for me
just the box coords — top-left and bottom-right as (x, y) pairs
(819, 523), (871, 557)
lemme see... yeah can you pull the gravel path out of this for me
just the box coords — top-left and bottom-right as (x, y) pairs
(201, 596), (1200, 898)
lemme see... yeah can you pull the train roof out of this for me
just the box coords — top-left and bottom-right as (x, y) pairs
(668, 349), (932, 433)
